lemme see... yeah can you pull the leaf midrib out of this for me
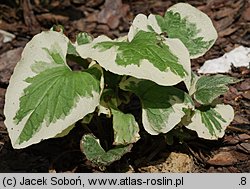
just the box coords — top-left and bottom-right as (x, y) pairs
(23, 75), (62, 127)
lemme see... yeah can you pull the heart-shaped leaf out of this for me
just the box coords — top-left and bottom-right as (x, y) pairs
(4, 31), (103, 149)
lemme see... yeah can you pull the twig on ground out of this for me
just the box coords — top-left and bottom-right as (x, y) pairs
(227, 125), (250, 135)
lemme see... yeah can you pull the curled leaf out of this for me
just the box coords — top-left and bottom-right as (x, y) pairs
(80, 134), (132, 166)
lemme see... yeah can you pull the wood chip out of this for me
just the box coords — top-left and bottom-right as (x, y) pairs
(242, 6), (250, 21)
(0, 88), (6, 118)
(238, 79), (250, 91)
(242, 90), (250, 100)
(238, 134), (250, 141)
(36, 13), (69, 24)
(223, 135), (239, 145)
(97, 0), (129, 29)
(219, 26), (239, 37)
(207, 151), (237, 166)
(0, 120), (6, 131)
(233, 114), (249, 125)
(22, 0), (40, 33)
(86, 0), (104, 7)
(236, 143), (250, 154)
(0, 47), (23, 84)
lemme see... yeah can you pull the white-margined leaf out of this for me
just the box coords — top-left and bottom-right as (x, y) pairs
(80, 134), (132, 166)
(193, 75), (239, 105)
(185, 104), (234, 140)
(128, 3), (218, 59)
(111, 108), (140, 145)
(4, 31), (103, 149)
(127, 14), (161, 42)
(120, 77), (194, 135)
(76, 30), (190, 87)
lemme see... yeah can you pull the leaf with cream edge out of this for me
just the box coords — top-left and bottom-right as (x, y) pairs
(120, 77), (194, 135)
(4, 31), (103, 149)
(193, 75), (239, 105)
(111, 108), (140, 145)
(128, 3), (218, 59)
(80, 134), (133, 166)
(185, 105), (234, 140)
(76, 30), (191, 87)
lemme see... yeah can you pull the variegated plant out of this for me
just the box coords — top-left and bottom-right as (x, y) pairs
(4, 3), (237, 167)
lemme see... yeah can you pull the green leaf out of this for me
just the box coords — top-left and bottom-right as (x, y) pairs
(67, 42), (79, 56)
(76, 31), (191, 87)
(194, 75), (239, 105)
(80, 134), (132, 166)
(4, 31), (102, 149)
(81, 113), (94, 124)
(188, 71), (199, 96)
(120, 77), (194, 135)
(76, 32), (93, 45)
(185, 104), (234, 140)
(96, 31), (186, 77)
(104, 71), (122, 89)
(54, 124), (75, 138)
(128, 3), (218, 59)
(99, 89), (140, 145)
(67, 32), (93, 57)
(111, 108), (140, 145)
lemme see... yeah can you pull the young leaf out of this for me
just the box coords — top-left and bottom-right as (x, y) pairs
(128, 3), (218, 59)
(111, 108), (140, 145)
(80, 134), (132, 166)
(4, 31), (102, 149)
(185, 104), (234, 140)
(193, 75), (239, 105)
(127, 14), (161, 42)
(67, 32), (93, 57)
(76, 32), (93, 45)
(120, 77), (194, 135)
(76, 31), (191, 87)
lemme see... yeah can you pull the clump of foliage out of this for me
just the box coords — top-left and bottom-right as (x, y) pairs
(4, 3), (238, 167)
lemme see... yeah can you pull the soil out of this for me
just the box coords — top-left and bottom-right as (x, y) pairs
(0, 0), (249, 173)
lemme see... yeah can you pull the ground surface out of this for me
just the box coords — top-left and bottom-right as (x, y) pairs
(0, 0), (249, 173)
